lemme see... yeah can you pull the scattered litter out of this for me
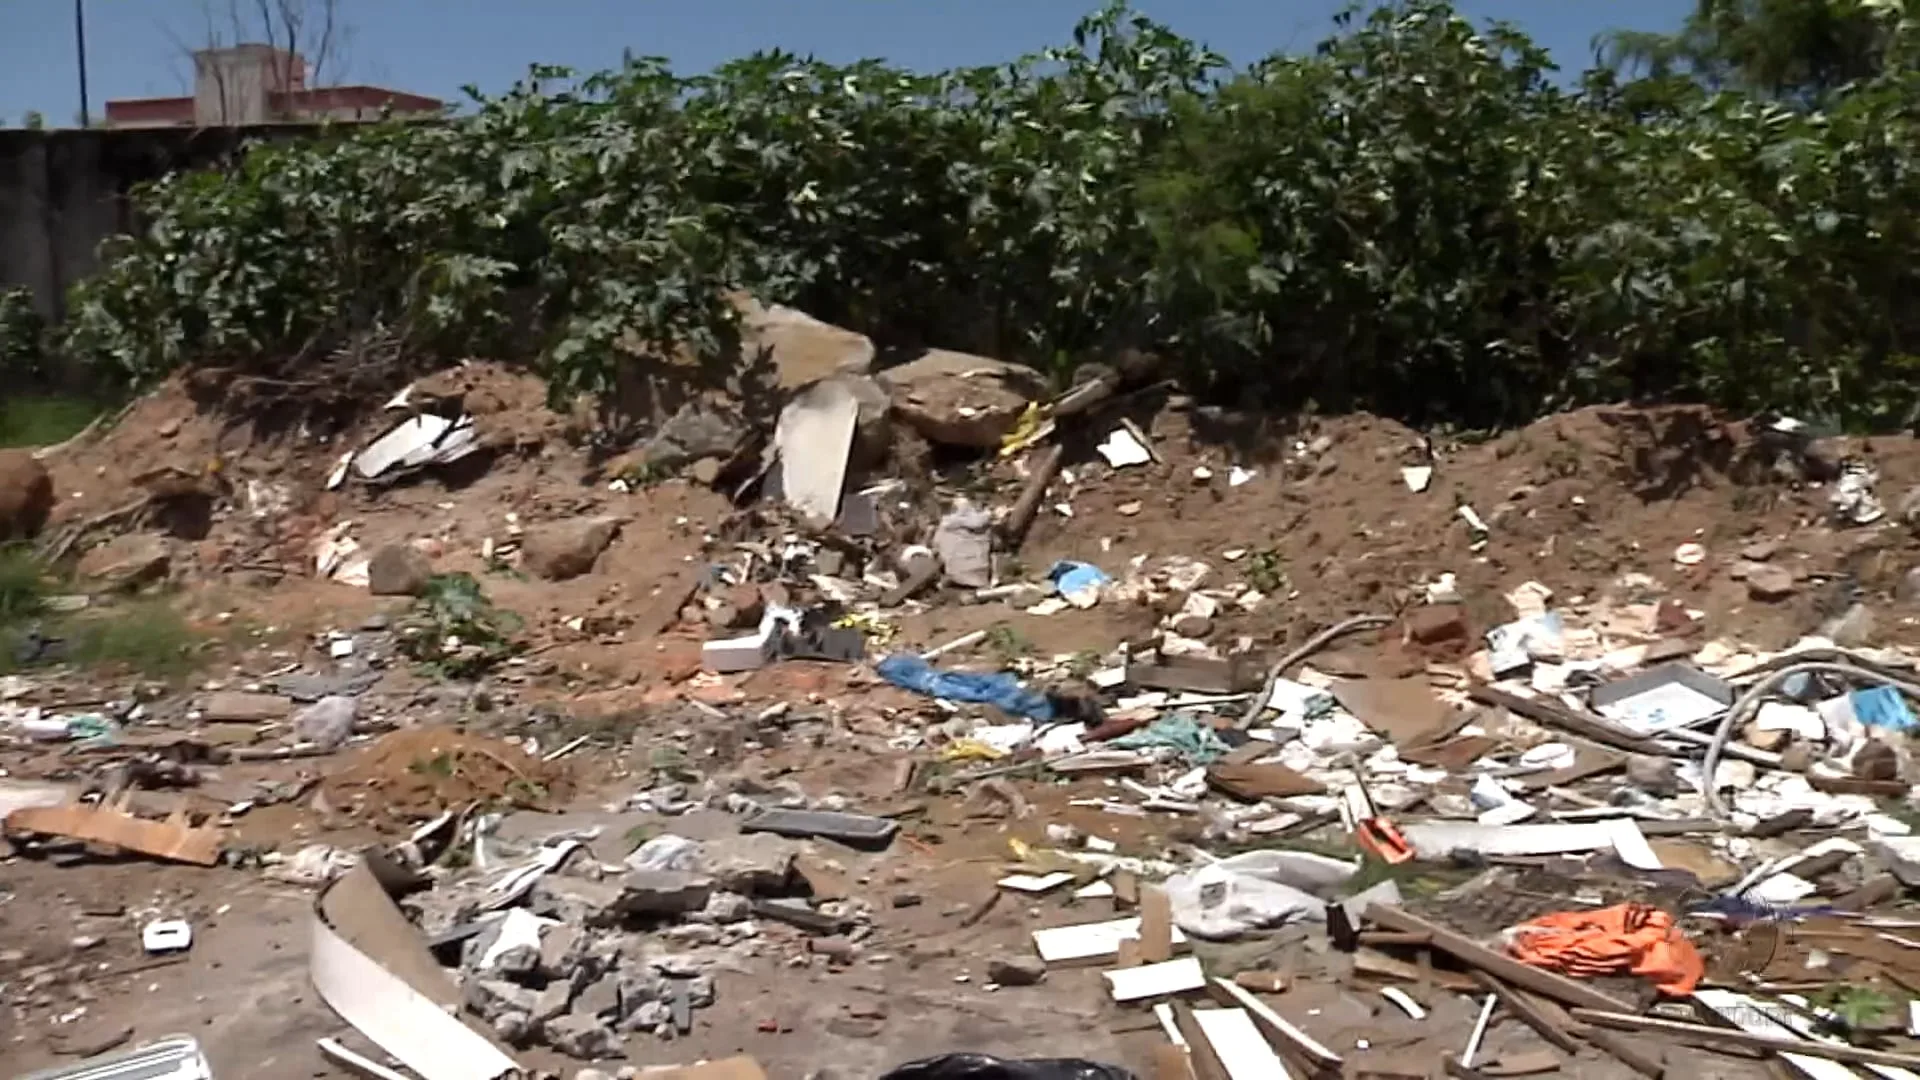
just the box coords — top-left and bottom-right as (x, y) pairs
(1096, 427), (1152, 468)
(141, 919), (192, 954)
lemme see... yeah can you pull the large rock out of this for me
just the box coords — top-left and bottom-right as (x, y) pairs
(877, 350), (1047, 449)
(521, 517), (621, 581)
(0, 451), (52, 542)
(737, 297), (875, 389)
(76, 533), (170, 589)
(367, 543), (433, 596)
(698, 833), (799, 894)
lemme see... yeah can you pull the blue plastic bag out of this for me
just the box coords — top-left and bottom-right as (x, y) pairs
(876, 654), (1054, 721)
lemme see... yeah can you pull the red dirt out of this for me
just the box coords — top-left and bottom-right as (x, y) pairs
(322, 725), (573, 823)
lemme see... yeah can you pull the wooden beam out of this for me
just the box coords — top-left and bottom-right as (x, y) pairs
(1571, 1009), (1920, 1070)
(1472, 972), (1580, 1054)
(1363, 905), (1635, 1013)
(1574, 1028), (1665, 1079)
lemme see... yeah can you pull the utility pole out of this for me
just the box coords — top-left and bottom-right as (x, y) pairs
(74, 0), (91, 127)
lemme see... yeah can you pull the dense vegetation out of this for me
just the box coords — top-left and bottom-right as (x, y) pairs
(30, 0), (1920, 429)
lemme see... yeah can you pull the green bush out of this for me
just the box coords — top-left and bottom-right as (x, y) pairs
(51, 2), (1920, 430)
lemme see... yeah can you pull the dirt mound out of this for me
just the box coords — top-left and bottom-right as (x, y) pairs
(324, 726), (573, 822)
(1020, 403), (1920, 652)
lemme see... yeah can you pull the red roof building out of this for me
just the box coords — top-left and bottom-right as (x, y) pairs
(105, 45), (442, 127)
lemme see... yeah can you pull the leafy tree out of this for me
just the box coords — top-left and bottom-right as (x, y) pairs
(1598, 0), (1905, 99)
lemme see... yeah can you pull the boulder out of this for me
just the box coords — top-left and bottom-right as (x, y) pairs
(367, 543), (433, 596)
(877, 350), (1047, 449)
(737, 297), (875, 389)
(521, 517), (621, 581)
(76, 533), (170, 589)
(0, 450), (52, 542)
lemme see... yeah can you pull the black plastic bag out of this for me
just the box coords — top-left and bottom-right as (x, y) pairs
(880, 1054), (1139, 1080)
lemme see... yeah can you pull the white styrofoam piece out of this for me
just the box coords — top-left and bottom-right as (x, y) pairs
(1031, 916), (1190, 964)
(1104, 956), (1206, 1002)
(998, 872), (1076, 893)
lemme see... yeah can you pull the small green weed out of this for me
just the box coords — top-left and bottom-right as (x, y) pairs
(64, 598), (203, 679)
(397, 572), (523, 679)
(0, 547), (49, 624)
(984, 622), (1032, 664)
(1245, 550), (1286, 594)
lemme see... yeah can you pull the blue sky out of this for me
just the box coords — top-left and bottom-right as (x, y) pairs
(1, 1), (1687, 125)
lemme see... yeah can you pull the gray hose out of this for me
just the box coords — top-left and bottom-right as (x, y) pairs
(1699, 659), (1920, 817)
(1237, 614), (1394, 729)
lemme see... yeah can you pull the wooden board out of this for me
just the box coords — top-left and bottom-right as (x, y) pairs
(1364, 905), (1635, 1013)
(5, 801), (222, 865)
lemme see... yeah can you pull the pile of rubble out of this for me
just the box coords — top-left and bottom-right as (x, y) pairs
(15, 301), (1920, 1080)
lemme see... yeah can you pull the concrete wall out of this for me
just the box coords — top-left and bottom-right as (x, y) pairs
(0, 125), (315, 322)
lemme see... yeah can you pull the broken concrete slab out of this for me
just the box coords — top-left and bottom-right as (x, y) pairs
(775, 378), (860, 526)
(617, 870), (715, 917)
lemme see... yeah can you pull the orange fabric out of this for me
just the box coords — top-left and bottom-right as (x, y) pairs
(1505, 903), (1704, 996)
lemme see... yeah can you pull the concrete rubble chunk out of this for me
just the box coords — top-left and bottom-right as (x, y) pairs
(491, 1010), (535, 1046)
(876, 349), (1047, 449)
(536, 876), (628, 927)
(367, 542), (434, 596)
(576, 1071), (615, 1080)
(534, 982), (574, 1023)
(539, 923), (588, 980)
(618, 869), (715, 916)
(291, 695), (356, 751)
(695, 891), (752, 925)
(987, 956), (1047, 986)
(572, 973), (622, 1021)
(0, 450), (54, 542)
(522, 516), (622, 581)
(1745, 563), (1797, 601)
(621, 1000), (673, 1035)
(544, 1012), (620, 1060)
(77, 533), (171, 589)
(464, 976), (537, 1023)
(699, 833), (800, 894)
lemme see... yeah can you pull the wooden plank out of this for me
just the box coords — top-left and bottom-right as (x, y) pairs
(1467, 684), (1659, 754)
(1575, 1028), (1665, 1079)
(1472, 972), (1580, 1054)
(1571, 1009), (1920, 1070)
(1139, 887), (1174, 964)
(1190, 1008), (1293, 1080)
(1209, 977), (1342, 1071)
(1364, 904), (1635, 1013)
(999, 444), (1063, 550)
(5, 801), (222, 865)
(1170, 1002), (1230, 1080)
(1151, 1043), (1197, 1080)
